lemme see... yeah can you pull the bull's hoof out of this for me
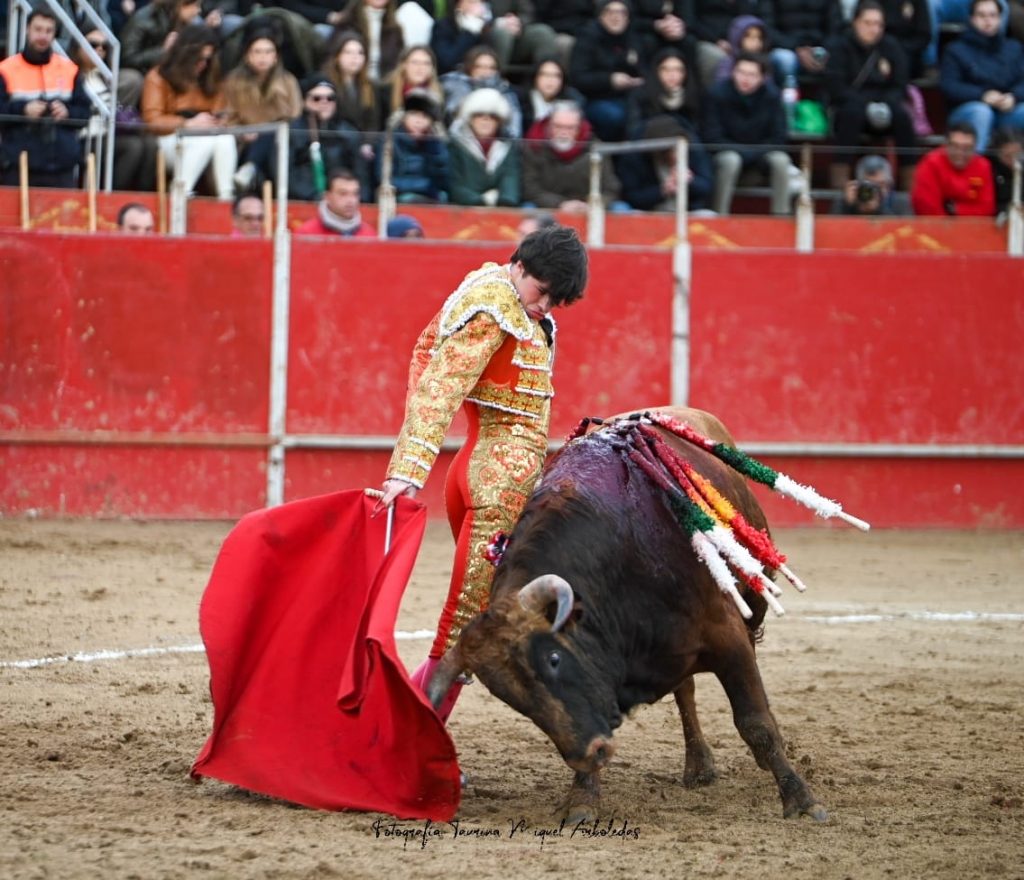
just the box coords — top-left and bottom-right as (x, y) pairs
(560, 802), (599, 825)
(783, 801), (829, 822)
(682, 765), (718, 788)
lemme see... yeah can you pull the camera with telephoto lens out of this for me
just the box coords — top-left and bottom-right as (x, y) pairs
(856, 180), (881, 203)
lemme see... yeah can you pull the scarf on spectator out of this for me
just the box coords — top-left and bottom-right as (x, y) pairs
(318, 200), (365, 236)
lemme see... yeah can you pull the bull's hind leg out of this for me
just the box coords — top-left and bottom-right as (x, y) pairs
(712, 639), (828, 821)
(673, 675), (717, 788)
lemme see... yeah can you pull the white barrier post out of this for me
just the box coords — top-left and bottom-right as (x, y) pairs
(673, 136), (691, 406)
(587, 149), (605, 247)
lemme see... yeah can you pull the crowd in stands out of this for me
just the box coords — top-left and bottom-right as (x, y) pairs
(1, 0), (1023, 222)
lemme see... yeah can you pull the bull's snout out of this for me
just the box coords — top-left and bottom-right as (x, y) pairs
(567, 735), (616, 772)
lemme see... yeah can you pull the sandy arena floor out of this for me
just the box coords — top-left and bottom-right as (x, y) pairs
(1, 518), (1022, 880)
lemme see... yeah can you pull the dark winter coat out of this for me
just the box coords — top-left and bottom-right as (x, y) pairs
(120, 2), (177, 72)
(533, 0), (596, 35)
(683, 0), (777, 44)
(382, 128), (449, 202)
(823, 29), (909, 107)
(288, 114), (369, 202)
(940, 27), (1024, 108)
(430, 16), (485, 75)
(616, 120), (713, 210)
(569, 19), (648, 101)
(875, 0), (931, 72)
(447, 119), (521, 206)
(701, 77), (787, 163)
(766, 0), (842, 49)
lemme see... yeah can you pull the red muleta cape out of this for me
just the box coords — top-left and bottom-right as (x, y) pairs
(191, 489), (460, 820)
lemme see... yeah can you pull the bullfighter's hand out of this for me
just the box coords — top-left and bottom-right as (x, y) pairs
(374, 478), (417, 516)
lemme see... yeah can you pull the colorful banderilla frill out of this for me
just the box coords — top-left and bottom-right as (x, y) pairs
(573, 412), (870, 620)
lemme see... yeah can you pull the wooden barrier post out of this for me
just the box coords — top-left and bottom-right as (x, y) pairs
(86, 153), (97, 233)
(19, 151), (29, 230)
(156, 150), (167, 234)
(262, 180), (273, 239)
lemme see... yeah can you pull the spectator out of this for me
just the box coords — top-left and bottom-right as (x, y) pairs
(874, 0), (931, 78)
(296, 167), (378, 234)
(332, 0), (406, 83)
(911, 121), (996, 213)
(431, 0), (491, 74)
(440, 45), (523, 136)
(516, 209), (557, 237)
(941, 0), (1024, 152)
(381, 44), (446, 119)
(824, 0), (915, 183)
(117, 202), (156, 231)
(0, 8), (90, 187)
(386, 213), (425, 235)
(924, 0), (1009, 71)
(141, 24), (238, 200)
(448, 87), (521, 205)
(517, 56), (585, 134)
(231, 192), (265, 235)
(569, 0), (647, 142)
(533, 0), (597, 66)
(71, 28), (156, 191)
(713, 15), (770, 84)
(224, 23), (303, 190)
(988, 125), (1024, 214)
(617, 113), (714, 211)
(686, 0), (776, 86)
(382, 88), (450, 202)
(702, 52), (795, 215)
(121, 0), (202, 74)
(830, 153), (912, 213)
(627, 46), (700, 136)
(287, 76), (368, 201)
(767, 0), (843, 80)
(323, 30), (382, 132)
(522, 100), (622, 211)
(487, 1), (558, 71)
(631, 0), (695, 56)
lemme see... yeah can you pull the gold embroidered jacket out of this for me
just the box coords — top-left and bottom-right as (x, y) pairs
(386, 262), (556, 488)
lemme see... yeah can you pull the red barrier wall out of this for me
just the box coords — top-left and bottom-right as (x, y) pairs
(2, 230), (1022, 525)
(0, 187), (1011, 252)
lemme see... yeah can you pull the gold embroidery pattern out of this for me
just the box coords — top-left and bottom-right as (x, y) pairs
(387, 314), (505, 487)
(445, 419), (548, 649)
(437, 263), (534, 342)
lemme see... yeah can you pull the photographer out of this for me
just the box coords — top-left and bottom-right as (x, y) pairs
(0, 7), (91, 187)
(831, 154), (911, 214)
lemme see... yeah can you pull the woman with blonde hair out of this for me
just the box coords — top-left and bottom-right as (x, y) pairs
(141, 23), (237, 199)
(323, 30), (381, 132)
(382, 44), (445, 121)
(224, 23), (303, 189)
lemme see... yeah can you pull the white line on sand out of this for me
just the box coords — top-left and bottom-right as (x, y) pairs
(0, 629), (437, 670)
(3, 615), (1022, 669)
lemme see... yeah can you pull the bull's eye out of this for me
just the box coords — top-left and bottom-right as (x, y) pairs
(548, 651), (561, 671)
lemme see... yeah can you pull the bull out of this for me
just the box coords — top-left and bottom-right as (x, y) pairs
(427, 406), (828, 822)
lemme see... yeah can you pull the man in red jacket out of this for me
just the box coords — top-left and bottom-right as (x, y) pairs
(296, 168), (376, 237)
(911, 121), (996, 216)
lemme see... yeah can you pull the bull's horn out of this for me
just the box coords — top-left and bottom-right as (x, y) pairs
(426, 648), (465, 711)
(517, 574), (574, 633)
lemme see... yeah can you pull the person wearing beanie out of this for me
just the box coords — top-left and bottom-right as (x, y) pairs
(296, 167), (377, 236)
(381, 87), (450, 202)
(287, 75), (370, 201)
(448, 86), (521, 206)
(386, 214), (425, 236)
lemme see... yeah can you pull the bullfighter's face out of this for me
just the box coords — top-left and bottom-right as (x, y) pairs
(452, 592), (622, 774)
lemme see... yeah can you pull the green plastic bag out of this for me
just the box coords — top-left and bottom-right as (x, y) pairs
(792, 100), (829, 136)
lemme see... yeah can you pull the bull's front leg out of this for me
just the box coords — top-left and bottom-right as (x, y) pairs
(713, 641), (828, 821)
(673, 675), (717, 788)
(556, 770), (602, 824)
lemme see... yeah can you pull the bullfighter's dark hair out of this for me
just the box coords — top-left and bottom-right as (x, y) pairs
(509, 226), (588, 305)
